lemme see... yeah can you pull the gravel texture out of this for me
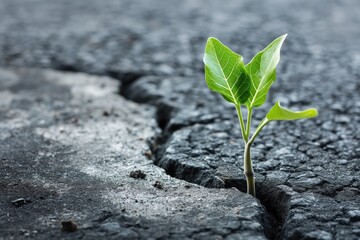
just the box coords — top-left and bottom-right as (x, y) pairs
(0, 0), (360, 239)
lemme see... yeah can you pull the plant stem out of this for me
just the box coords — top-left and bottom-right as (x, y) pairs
(243, 117), (270, 197)
(245, 108), (252, 140)
(244, 143), (255, 196)
(235, 104), (247, 142)
(237, 109), (271, 197)
(248, 118), (271, 146)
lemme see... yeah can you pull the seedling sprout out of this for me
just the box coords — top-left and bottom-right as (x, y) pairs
(203, 35), (318, 196)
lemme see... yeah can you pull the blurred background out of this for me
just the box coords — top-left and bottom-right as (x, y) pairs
(0, 0), (359, 77)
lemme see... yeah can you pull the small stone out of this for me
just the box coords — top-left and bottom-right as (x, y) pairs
(102, 110), (110, 117)
(313, 166), (324, 171)
(11, 198), (31, 207)
(334, 115), (350, 123)
(348, 210), (360, 222)
(61, 221), (77, 232)
(336, 159), (348, 165)
(129, 170), (146, 179)
(322, 121), (334, 131)
(153, 181), (164, 190)
(331, 103), (344, 112)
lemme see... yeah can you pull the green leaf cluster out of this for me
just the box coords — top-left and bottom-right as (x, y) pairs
(203, 34), (318, 144)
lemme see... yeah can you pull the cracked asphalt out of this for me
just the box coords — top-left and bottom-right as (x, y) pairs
(0, 0), (359, 239)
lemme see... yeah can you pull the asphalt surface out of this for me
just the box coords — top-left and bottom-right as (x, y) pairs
(0, 0), (359, 239)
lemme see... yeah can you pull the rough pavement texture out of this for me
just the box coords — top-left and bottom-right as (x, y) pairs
(0, 0), (360, 239)
(0, 68), (267, 240)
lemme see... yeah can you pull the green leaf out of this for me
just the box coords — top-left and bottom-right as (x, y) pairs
(203, 37), (250, 105)
(246, 34), (287, 108)
(266, 102), (318, 121)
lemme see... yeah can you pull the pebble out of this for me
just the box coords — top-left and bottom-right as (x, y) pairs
(61, 221), (77, 232)
(129, 170), (146, 179)
(348, 210), (360, 222)
(334, 115), (350, 123)
(336, 159), (348, 165)
(153, 181), (164, 190)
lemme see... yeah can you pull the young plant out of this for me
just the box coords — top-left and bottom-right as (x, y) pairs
(203, 34), (318, 197)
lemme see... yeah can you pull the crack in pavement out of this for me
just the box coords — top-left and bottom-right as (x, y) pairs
(1, 63), (359, 239)
(114, 71), (287, 240)
(0, 67), (269, 240)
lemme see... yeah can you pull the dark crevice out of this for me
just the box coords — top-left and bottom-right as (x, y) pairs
(107, 70), (144, 85)
(149, 128), (290, 239)
(54, 64), (78, 73)
(151, 148), (290, 240)
(107, 69), (145, 101)
(4, 65), (292, 239)
(255, 182), (291, 240)
(224, 178), (289, 240)
(10, 66), (290, 240)
(113, 70), (291, 240)
(155, 102), (175, 131)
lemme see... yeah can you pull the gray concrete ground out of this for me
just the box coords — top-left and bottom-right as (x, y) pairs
(0, 68), (266, 239)
(0, 0), (359, 239)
